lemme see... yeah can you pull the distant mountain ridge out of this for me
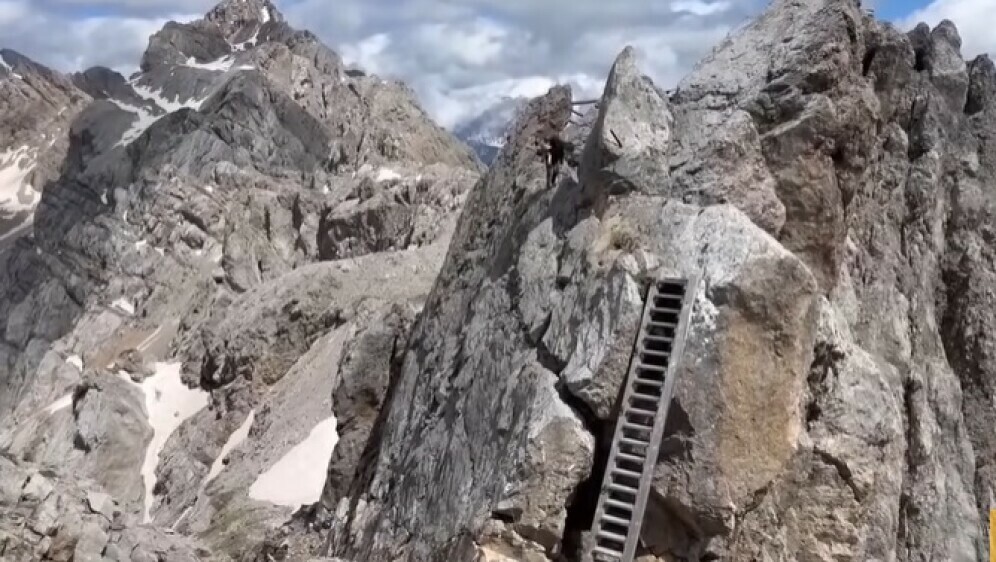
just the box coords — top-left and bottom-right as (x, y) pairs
(453, 95), (529, 164)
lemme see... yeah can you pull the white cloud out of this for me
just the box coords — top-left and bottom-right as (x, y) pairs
(671, 0), (733, 16)
(0, 1), (198, 74)
(414, 19), (509, 67)
(900, 0), (996, 58)
(340, 33), (392, 75)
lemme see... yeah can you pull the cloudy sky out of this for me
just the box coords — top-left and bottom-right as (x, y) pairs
(1, 0), (994, 129)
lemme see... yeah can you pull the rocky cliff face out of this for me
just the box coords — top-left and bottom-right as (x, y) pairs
(322, 0), (996, 561)
(0, 0), (479, 559)
(0, 50), (90, 248)
(3, 0), (996, 560)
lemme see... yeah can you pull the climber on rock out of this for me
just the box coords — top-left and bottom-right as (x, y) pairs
(536, 134), (573, 188)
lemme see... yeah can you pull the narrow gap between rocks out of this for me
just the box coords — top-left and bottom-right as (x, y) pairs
(555, 342), (633, 561)
(557, 387), (610, 562)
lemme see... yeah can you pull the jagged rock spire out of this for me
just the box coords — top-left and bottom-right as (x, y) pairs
(205, 0), (283, 40)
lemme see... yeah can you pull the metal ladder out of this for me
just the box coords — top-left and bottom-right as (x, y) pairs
(588, 274), (699, 562)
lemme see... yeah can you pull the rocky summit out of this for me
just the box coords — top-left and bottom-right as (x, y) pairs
(1, 0), (995, 560)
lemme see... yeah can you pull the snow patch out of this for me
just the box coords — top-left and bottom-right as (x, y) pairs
(0, 53), (22, 80)
(0, 146), (39, 214)
(111, 297), (135, 315)
(375, 168), (402, 182)
(44, 394), (73, 415)
(232, 27), (260, 52)
(205, 410), (255, 483)
(260, 4), (272, 23)
(109, 99), (160, 147)
(123, 363), (209, 523)
(132, 82), (207, 114)
(205, 185), (214, 193)
(154, 247), (165, 256)
(184, 55), (237, 72)
(135, 240), (148, 252)
(66, 355), (84, 371)
(248, 415), (338, 507)
(100, 189), (109, 205)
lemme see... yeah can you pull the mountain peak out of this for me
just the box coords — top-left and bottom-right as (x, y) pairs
(205, 0), (282, 36)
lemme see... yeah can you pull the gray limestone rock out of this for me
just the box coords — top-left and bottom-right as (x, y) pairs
(5, 0), (996, 560)
(581, 46), (674, 199)
(325, 3), (996, 562)
(0, 0), (480, 559)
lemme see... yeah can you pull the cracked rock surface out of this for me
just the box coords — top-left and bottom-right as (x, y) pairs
(0, 0), (478, 559)
(326, 1), (996, 561)
(3, 0), (996, 560)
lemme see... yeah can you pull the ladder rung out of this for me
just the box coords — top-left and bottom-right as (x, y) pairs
(647, 321), (677, 329)
(592, 546), (623, 559)
(597, 529), (629, 543)
(627, 407), (657, 417)
(615, 451), (645, 464)
(641, 349), (671, 359)
(619, 436), (649, 447)
(630, 392), (660, 402)
(623, 420), (654, 431)
(608, 481), (639, 494)
(604, 498), (635, 511)
(633, 377), (664, 388)
(643, 334), (673, 343)
(612, 467), (642, 479)
(622, 420), (651, 431)
(599, 513), (631, 526)
(651, 307), (682, 315)
(636, 362), (666, 372)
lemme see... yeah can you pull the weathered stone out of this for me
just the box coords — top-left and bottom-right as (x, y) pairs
(85, 490), (115, 520)
(5, 0), (996, 560)
(327, 4), (996, 562)
(581, 46), (674, 200)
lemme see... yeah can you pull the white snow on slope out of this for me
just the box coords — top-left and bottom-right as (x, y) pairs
(111, 297), (135, 315)
(260, 4), (272, 23)
(44, 393), (73, 415)
(184, 56), (236, 72)
(132, 82), (207, 114)
(109, 99), (160, 147)
(0, 53), (21, 80)
(248, 415), (338, 507)
(375, 168), (402, 182)
(66, 355), (84, 371)
(0, 146), (39, 212)
(121, 363), (209, 523)
(205, 410), (255, 483)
